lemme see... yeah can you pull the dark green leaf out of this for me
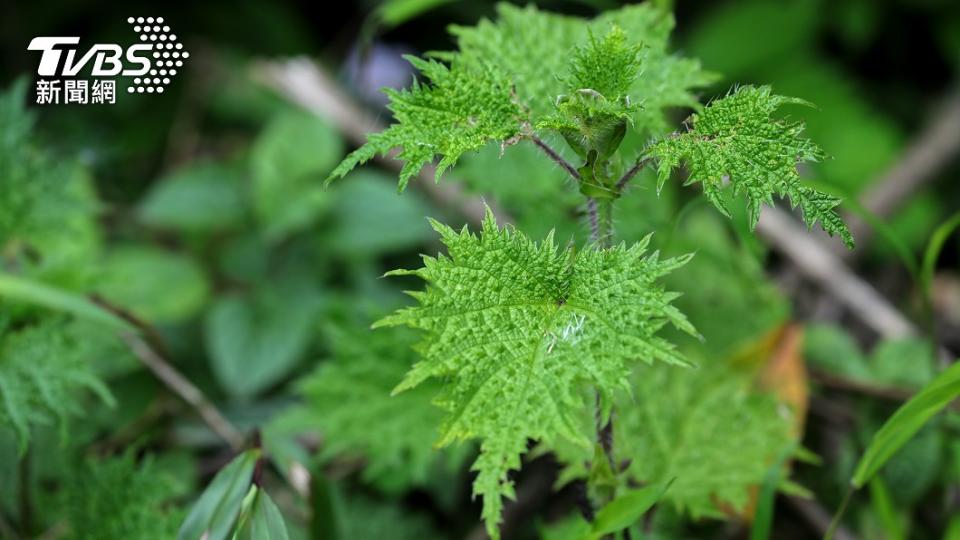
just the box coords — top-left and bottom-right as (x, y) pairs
(205, 283), (322, 397)
(236, 489), (290, 540)
(177, 450), (259, 540)
(591, 479), (673, 537)
(137, 164), (246, 233)
(852, 361), (960, 487)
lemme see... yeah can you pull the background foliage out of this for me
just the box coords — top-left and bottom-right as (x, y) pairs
(1, 0), (959, 538)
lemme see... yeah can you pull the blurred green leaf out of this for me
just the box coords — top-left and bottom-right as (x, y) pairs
(96, 247), (210, 324)
(686, 1), (816, 78)
(852, 361), (960, 487)
(59, 450), (185, 539)
(251, 111), (343, 241)
(326, 171), (432, 257)
(137, 164), (246, 233)
(0, 272), (132, 331)
(945, 515), (960, 540)
(751, 444), (796, 540)
(377, 0), (454, 27)
(205, 282), (322, 397)
(235, 488), (290, 540)
(310, 472), (343, 540)
(591, 479), (672, 538)
(879, 423), (942, 506)
(178, 449), (258, 540)
(870, 338), (935, 389)
(868, 477), (905, 540)
(804, 324), (871, 380)
(921, 211), (960, 301)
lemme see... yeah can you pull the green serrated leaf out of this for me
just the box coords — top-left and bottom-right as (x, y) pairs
(329, 3), (714, 188)
(649, 85), (854, 248)
(583, 360), (795, 519)
(0, 318), (115, 452)
(59, 451), (184, 540)
(276, 323), (465, 493)
(377, 209), (694, 537)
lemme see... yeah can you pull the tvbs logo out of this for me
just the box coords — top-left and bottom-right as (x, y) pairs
(28, 16), (189, 105)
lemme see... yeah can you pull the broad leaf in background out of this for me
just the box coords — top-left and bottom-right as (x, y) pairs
(251, 111), (344, 240)
(276, 323), (465, 493)
(96, 246), (210, 324)
(649, 85), (854, 248)
(178, 450), (258, 540)
(137, 163), (246, 233)
(58, 451), (185, 540)
(205, 280), (323, 397)
(378, 210), (695, 536)
(325, 170), (433, 257)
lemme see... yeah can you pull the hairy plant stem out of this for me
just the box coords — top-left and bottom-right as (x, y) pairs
(595, 197), (616, 467)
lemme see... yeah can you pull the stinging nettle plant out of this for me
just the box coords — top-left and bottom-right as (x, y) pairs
(329, 3), (854, 537)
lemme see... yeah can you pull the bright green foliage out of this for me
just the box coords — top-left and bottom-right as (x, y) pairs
(452, 3), (713, 129)
(565, 27), (641, 105)
(329, 3), (713, 189)
(0, 319), (113, 452)
(618, 362), (793, 517)
(538, 27), (641, 177)
(649, 86), (854, 248)
(377, 210), (695, 537)
(58, 451), (184, 539)
(328, 55), (522, 189)
(282, 324), (464, 492)
(0, 80), (101, 288)
(551, 361), (793, 519)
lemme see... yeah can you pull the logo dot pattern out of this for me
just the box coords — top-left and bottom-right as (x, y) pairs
(124, 17), (189, 94)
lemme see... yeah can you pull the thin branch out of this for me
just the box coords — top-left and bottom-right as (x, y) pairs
(757, 208), (916, 338)
(121, 332), (246, 451)
(528, 134), (581, 181)
(91, 296), (247, 451)
(615, 156), (651, 191)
